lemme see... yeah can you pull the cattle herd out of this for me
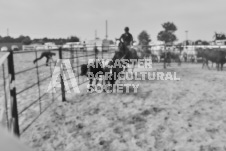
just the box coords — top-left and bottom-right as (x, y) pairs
(150, 47), (226, 70)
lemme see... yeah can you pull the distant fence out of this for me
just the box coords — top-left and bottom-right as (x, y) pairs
(0, 45), (116, 137)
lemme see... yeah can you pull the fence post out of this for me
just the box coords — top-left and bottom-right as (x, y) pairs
(35, 51), (42, 114)
(2, 64), (9, 129)
(7, 50), (20, 137)
(49, 50), (55, 103)
(70, 45), (74, 68)
(75, 47), (80, 85)
(58, 47), (66, 102)
(164, 43), (166, 69)
(101, 45), (103, 59)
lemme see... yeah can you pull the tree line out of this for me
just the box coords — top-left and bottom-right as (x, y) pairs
(1, 26), (225, 46)
(137, 22), (226, 46)
(0, 35), (80, 45)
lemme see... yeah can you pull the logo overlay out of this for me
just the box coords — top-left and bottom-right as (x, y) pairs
(47, 59), (180, 94)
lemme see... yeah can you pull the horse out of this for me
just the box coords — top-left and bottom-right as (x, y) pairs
(115, 39), (140, 72)
(102, 40), (140, 88)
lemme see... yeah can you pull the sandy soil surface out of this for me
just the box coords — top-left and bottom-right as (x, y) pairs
(20, 63), (226, 151)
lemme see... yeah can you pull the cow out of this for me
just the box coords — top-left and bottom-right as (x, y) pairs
(80, 59), (104, 91)
(80, 58), (125, 92)
(196, 48), (226, 71)
(160, 50), (181, 66)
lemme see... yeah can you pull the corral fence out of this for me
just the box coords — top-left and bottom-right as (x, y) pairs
(0, 45), (116, 137)
(1, 44), (222, 137)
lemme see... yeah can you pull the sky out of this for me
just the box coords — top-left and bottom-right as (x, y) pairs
(0, 0), (226, 43)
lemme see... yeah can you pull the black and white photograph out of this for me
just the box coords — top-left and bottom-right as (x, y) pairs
(0, 0), (226, 151)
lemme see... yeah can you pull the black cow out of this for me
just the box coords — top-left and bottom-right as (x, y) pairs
(160, 51), (181, 66)
(80, 60), (104, 91)
(196, 48), (226, 71)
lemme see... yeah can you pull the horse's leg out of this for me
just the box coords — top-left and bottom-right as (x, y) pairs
(125, 64), (128, 72)
(177, 57), (180, 66)
(202, 58), (206, 69)
(88, 79), (93, 92)
(206, 60), (210, 70)
(46, 57), (50, 66)
(132, 62), (136, 72)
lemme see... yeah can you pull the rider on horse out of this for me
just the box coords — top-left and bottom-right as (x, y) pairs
(119, 27), (133, 57)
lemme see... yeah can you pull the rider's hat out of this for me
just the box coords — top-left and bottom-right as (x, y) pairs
(124, 27), (129, 32)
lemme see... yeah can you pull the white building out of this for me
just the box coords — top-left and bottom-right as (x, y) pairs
(44, 42), (58, 49)
(62, 42), (83, 50)
(85, 39), (112, 51)
(22, 42), (58, 51)
(212, 40), (226, 46)
(22, 43), (44, 51)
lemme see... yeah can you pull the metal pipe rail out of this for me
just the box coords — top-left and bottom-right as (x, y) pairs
(0, 45), (116, 137)
(0, 51), (19, 136)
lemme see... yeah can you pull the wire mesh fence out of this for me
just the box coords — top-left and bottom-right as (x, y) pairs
(0, 45), (116, 136)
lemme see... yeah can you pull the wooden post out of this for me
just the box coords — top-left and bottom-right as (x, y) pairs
(70, 45), (74, 67)
(75, 47), (80, 85)
(101, 45), (103, 59)
(58, 47), (66, 102)
(48, 50), (55, 102)
(35, 51), (42, 114)
(164, 43), (166, 69)
(7, 50), (20, 137)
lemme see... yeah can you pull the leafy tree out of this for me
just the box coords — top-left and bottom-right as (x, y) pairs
(195, 40), (209, 45)
(0, 35), (80, 45)
(157, 22), (177, 68)
(138, 30), (151, 45)
(157, 31), (177, 44)
(22, 36), (32, 45)
(109, 40), (114, 45)
(202, 41), (209, 45)
(162, 22), (177, 32)
(68, 36), (79, 42)
(16, 35), (26, 43)
(1, 36), (14, 43)
(138, 30), (151, 58)
(195, 40), (202, 45)
(157, 22), (177, 45)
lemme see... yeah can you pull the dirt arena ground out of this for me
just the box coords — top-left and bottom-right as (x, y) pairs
(20, 63), (226, 151)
